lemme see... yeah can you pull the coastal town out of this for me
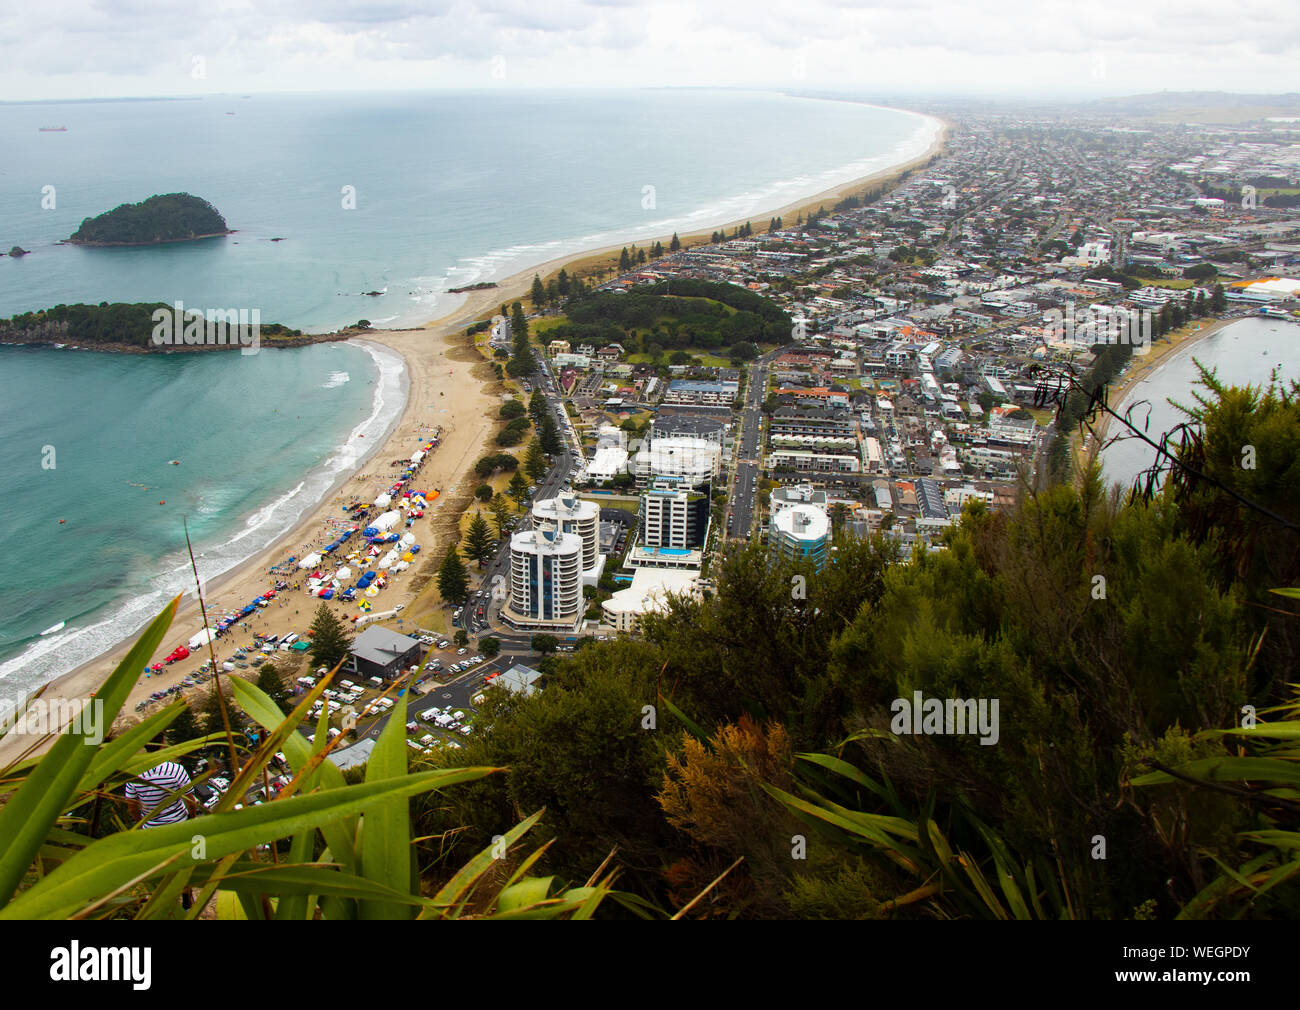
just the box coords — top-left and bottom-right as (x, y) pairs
(4, 0), (1300, 937)
(98, 107), (1300, 782)
(460, 110), (1300, 641)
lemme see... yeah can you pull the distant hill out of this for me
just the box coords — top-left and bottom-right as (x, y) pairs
(1092, 91), (1300, 124)
(69, 193), (231, 246)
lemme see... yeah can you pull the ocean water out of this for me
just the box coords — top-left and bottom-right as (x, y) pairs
(0, 89), (939, 331)
(0, 340), (404, 702)
(1100, 316), (1300, 488)
(0, 89), (937, 701)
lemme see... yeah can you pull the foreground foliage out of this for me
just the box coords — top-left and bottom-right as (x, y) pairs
(0, 601), (620, 919)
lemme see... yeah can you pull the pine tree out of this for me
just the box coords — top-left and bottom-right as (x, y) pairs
(308, 603), (352, 672)
(508, 471), (530, 502)
(540, 413), (563, 455)
(256, 662), (290, 713)
(463, 511), (495, 566)
(530, 274), (546, 307)
(438, 545), (470, 603)
(1211, 283), (1226, 313)
(510, 301), (528, 345)
(557, 268), (570, 295)
(529, 389), (546, 425)
(166, 701), (203, 747)
(524, 439), (549, 482)
(619, 247), (631, 272)
(670, 232), (680, 251)
(488, 495), (513, 537)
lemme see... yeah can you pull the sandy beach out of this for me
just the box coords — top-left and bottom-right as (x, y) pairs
(0, 115), (949, 755)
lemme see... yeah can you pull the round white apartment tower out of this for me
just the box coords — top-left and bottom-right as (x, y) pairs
(508, 528), (583, 622)
(531, 492), (600, 572)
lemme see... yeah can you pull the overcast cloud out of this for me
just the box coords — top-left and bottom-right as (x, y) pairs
(1, 0), (1296, 101)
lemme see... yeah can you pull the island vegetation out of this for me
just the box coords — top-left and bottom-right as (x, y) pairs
(0, 302), (319, 351)
(69, 193), (231, 246)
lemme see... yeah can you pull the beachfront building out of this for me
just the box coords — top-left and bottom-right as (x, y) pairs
(502, 529), (583, 629)
(531, 492), (603, 583)
(768, 504), (831, 572)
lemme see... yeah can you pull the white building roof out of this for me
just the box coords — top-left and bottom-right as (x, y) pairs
(771, 504), (830, 542)
(602, 569), (700, 619)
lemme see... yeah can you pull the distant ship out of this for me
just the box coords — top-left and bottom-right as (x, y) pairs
(39, 126), (67, 132)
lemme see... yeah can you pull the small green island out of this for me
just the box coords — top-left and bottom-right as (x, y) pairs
(69, 193), (232, 246)
(0, 302), (356, 353)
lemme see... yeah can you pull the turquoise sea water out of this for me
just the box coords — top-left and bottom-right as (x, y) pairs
(0, 341), (403, 701)
(0, 89), (938, 700)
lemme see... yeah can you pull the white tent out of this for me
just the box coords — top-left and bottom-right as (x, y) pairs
(400, 532), (415, 545)
(298, 553), (321, 569)
(373, 493), (392, 508)
(188, 628), (216, 651)
(335, 567), (353, 583)
(370, 510), (401, 532)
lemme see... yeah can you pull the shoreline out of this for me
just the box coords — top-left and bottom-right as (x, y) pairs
(378, 110), (949, 331)
(0, 110), (949, 750)
(1090, 314), (1242, 451)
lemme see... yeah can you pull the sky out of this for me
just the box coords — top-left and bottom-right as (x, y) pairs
(1, 0), (1297, 103)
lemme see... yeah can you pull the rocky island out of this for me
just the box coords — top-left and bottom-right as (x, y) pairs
(68, 193), (232, 246)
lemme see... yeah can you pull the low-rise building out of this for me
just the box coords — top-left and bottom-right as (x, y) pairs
(346, 627), (422, 682)
(601, 569), (702, 633)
